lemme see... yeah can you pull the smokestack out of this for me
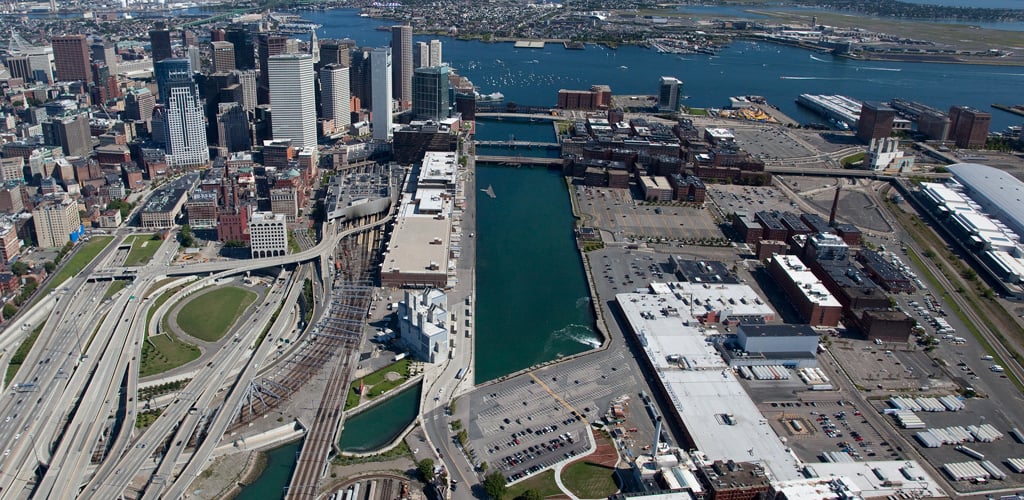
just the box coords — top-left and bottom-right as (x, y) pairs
(828, 185), (841, 226)
(653, 416), (662, 454)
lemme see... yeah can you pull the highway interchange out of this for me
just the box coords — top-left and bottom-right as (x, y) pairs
(0, 210), (386, 498)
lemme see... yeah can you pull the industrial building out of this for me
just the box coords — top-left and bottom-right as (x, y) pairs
(856, 249), (915, 293)
(919, 166), (1024, 286)
(856, 101), (896, 144)
(652, 281), (775, 325)
(767, 254), (842, 327)
(397, 288), (449, 363)
(380, 152), (461, 288)
(947, 106), (990, 149)
(669, 258), (738, 285)
(616, 290), (804, 483)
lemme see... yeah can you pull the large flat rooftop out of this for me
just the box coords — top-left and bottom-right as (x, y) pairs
(380, 193), (451, 280)
(616, 291), (803, 482)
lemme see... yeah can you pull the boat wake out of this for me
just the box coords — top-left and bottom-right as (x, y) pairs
(575, 296), (591, 309)
(809, 54), (830, 62)
(780, 76), (841, 80)
(553, 324), (601, 348)
(861, 67), (902, 72)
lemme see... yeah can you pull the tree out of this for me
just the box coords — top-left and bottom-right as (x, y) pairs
(179, 225), (196, 248)
(11, 261), (28, 276)
(416, 458), (435, 482)
(483, 472), (507, 500)
(516, 490), (543, 500)
(2, 303), (17, 320)
(44, 261), (56, 273)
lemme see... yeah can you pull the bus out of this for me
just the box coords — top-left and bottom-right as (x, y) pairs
(455, 368), (466, 380)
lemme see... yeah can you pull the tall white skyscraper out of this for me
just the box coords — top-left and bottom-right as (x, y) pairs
(320, 63), (351, 131)
(268, 53), (317, 148)
(155, 58), (209, 168)
(371, 47), (393, 141)
(429, 39), (442, 67)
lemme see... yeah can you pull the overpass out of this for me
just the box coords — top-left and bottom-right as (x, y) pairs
(475, 112), (564, 122)
(765, 165), (952, 180)
(474, 140), (560, 150)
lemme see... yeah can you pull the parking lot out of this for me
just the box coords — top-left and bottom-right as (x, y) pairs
(465, 343), (650, 482)
(576, 185), (723, 242)
(731, 126), (819, 163)
(746, 376), (899, 465)
(707, 184), (798, 217)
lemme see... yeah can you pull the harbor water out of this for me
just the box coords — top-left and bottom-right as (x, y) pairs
(306, 9), (1024, 130)
(338, 382), (422, 452)
(235, 439), (302, 500)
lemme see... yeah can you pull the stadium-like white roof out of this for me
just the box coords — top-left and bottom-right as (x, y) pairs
(948, 163), (1024, 235)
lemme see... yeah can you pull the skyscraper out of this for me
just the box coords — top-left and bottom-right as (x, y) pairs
(320, 64), (352, 131)
(155, 58), (209, 167)
(217, 102), (251, 152)
(391, 25), (413, 108)
(42, 113), (92, 157)
(658, 76), (682, 112)
(212, 41), (236, 72)
(414, 41), (429, 69)
(258, 34), (289, 105)
(429, 39), (442, 67)
(412, 66), (450, 121)
(268, 53), (317, 148)
(350, 47), (374, 108)
(318, 38), (354, 67)
(149, 23), (173, 63)
(125, 87), (156, 123)
(90, 39), (117, 75)
(225, 26), (255, 70)
(51, 35), (92, 83)
(234, 69), (258, 112)
(371, 47), (393, 141)
(310, 30), (319, 64)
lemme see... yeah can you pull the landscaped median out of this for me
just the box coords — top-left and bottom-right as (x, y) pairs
(175, 286), (258, 342)
(124, 234), (164, 266)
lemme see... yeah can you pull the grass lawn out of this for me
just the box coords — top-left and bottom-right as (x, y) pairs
(43, 236), (114, 293)
(175, 286), (257, 342)
(506, 470), (563, 499)
(124, 235), (163, 266)
(140, 333), (201, 377)
(345, 358), (411, 409)
(5, 322), (45, 385)
(561, 461), (619, 499)
(842, 151), (866, 167)
(104, 280), (130, 299)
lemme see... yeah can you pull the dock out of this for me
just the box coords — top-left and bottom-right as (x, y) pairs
(514, 41), (545, 49)
(992, 103), (1024, 117)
